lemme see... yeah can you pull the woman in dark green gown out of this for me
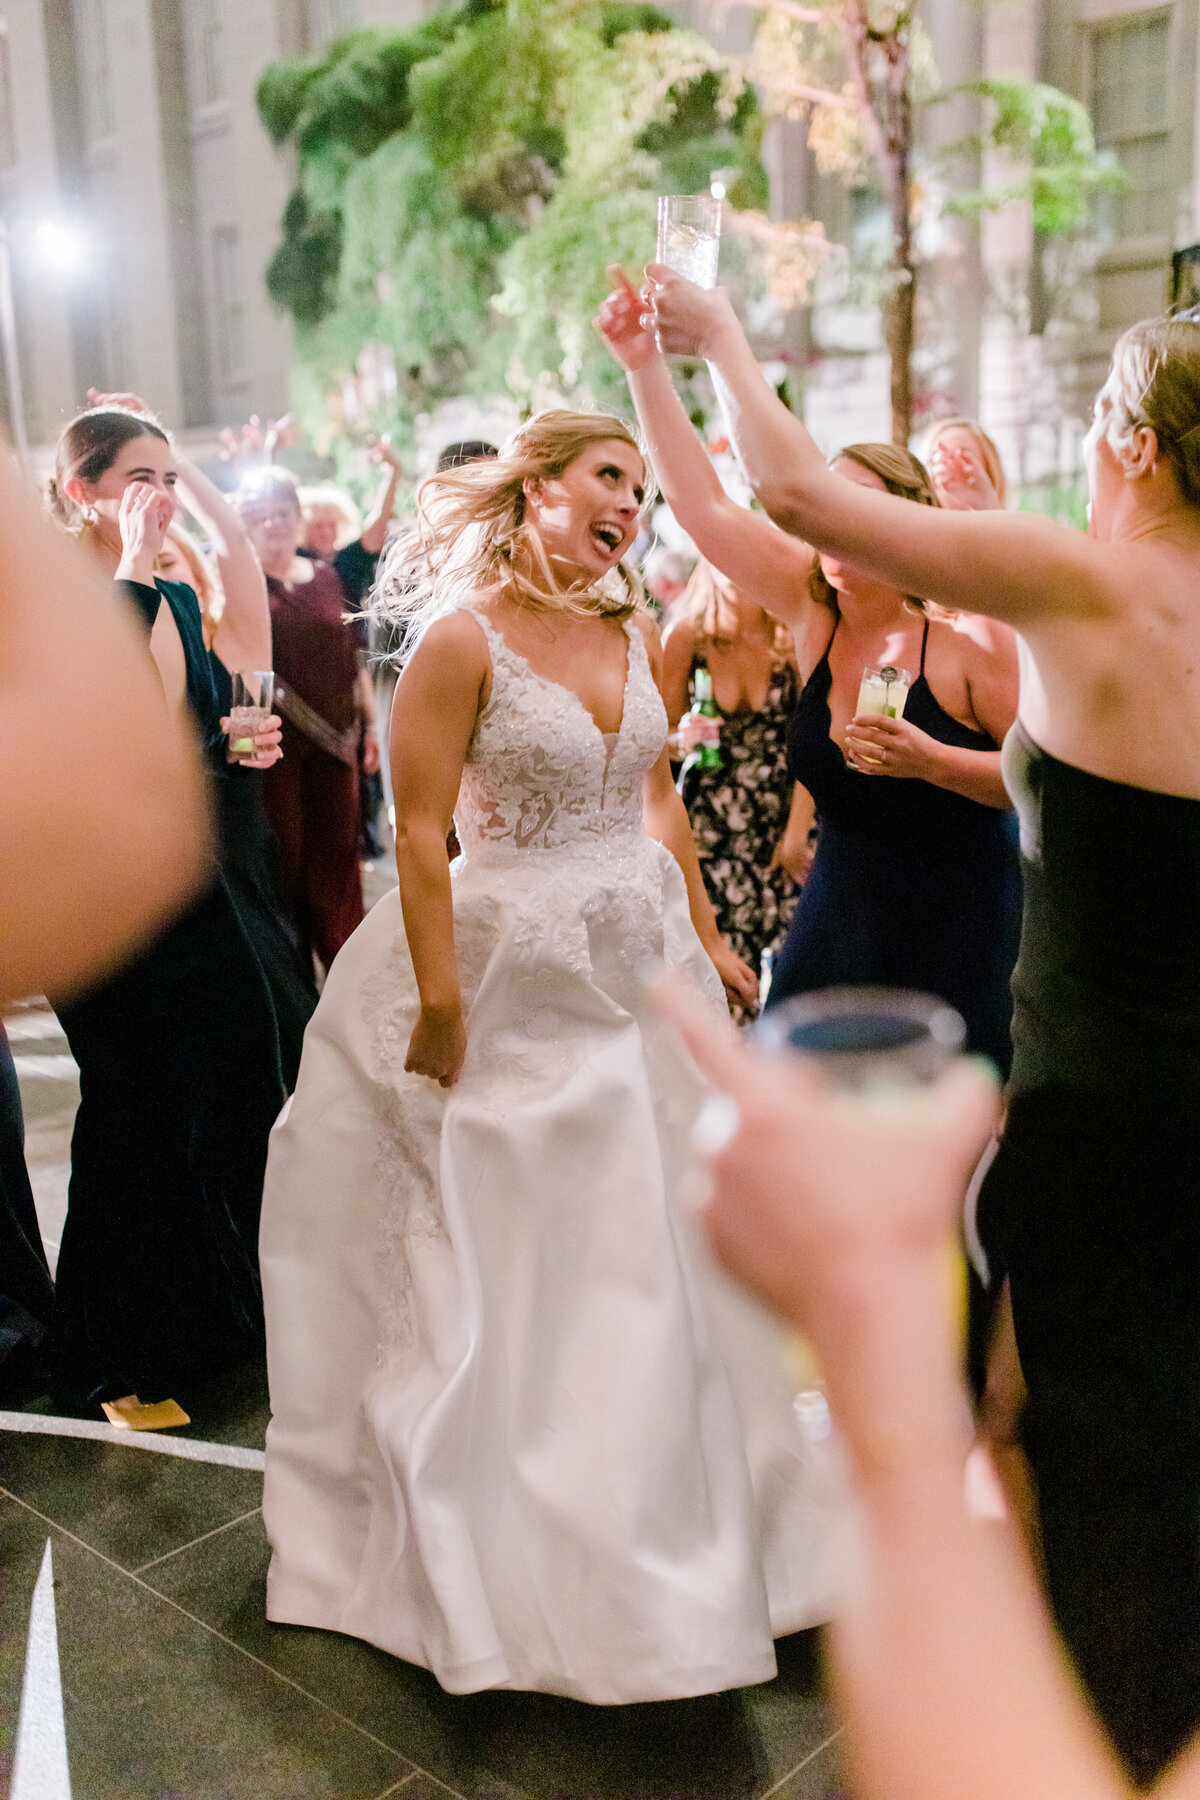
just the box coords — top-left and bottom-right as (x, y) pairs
(46, 406), (289, 1414)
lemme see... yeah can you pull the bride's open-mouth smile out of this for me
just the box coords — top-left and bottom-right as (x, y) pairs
(589, 519), (628, 556)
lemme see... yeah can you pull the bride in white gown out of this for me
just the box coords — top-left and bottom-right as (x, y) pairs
(260, 410), (838, 1702)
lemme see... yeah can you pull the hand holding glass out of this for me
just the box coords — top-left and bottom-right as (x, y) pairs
(752, 987), (968, 1407)
(857, 664), (911, 721)
(656, 194), (722, 289)
(227, 671), (274, 764)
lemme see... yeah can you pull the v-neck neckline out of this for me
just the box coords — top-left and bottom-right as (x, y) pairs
(481, 614), (635, 744)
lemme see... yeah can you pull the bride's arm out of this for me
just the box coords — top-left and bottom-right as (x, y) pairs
(597, 270), (816, 634)
(389, 612), (490, 1087)
(637, 618), (759, 1010)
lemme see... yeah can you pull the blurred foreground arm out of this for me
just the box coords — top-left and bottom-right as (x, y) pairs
(660, 985), (1149, 1800)
(0, 455), (210, 1004)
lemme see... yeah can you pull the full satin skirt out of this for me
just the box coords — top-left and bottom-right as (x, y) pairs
(261, 841), (837, 1702)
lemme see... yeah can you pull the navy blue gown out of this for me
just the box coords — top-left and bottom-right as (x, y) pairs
(50, 579), (286, 1413)
(768, 616), (1021, 1076)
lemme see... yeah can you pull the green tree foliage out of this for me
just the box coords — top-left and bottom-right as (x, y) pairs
(732, 0), (1125, 442)
(937, 80), (1126, 236)
(257, 0), (766, 445)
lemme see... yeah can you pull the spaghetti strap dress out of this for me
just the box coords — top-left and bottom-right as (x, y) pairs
(260, 609), (838, 1700)
(768, 617), (1021, 1075)
(975, 723), (1200, 1784)
(50, 579), (286, 1413)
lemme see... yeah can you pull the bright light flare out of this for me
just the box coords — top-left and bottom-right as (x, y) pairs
(34, 221), (85, 273)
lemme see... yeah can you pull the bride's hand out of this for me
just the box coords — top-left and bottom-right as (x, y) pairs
(709, 941), (760, 1012)
(596, 266), (660, 371)
(405, 1005), (467, 1088)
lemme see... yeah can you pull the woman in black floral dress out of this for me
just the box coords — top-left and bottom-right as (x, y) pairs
(663, 562), (810, 998)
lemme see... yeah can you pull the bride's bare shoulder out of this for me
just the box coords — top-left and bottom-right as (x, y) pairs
(406, 609), (493, 697)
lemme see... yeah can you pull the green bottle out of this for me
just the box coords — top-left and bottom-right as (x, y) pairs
(692, 667), (722, 771)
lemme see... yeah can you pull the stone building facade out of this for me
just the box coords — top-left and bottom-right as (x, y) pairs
(0, 0), (1190, 467)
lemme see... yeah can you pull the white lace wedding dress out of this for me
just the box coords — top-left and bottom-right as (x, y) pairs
(260, 608), (838, 1702)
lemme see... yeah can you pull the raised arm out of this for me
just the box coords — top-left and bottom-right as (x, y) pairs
(598, 270), (817, 633)
(0, 456), (210, 1004)
(173, 454), (272, 674)
(644, 269), (1107, 629)
(85, 389), (271, 671)
(359, 439), (405, 557)
(389, 610), (490, 1087)
(637, 618), (758, 1009)
(659, 987), (1146, 1800)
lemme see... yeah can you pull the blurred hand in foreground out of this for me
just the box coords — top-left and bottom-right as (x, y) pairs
(657, 980), (998, 1340)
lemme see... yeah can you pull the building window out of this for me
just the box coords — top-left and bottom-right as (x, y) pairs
(211, 225), (246, 383)
(306, 0), (360, 45)
(75, 0), (115, 144)
(187, 0), (227, 108)
(0, 28), (17, 171)
(1090, 12), (1173, 240)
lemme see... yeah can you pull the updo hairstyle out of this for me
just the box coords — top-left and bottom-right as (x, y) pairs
(47, 406), (170, 532)
(1106, 314), (1200, 506)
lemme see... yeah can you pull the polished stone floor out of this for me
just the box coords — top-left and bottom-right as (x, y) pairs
(1, 1382), (843, 1797)
(2, 851), (844, 1799)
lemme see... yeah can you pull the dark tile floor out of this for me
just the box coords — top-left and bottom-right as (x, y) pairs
(1, 1364), (843, 1800)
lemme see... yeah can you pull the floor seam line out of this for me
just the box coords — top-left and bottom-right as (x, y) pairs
(132, 1504), (264, 1574)
(0, 1486), (416, 1769)
(369, 1772), (428, 1800)
(756, 1725), (845, 1799)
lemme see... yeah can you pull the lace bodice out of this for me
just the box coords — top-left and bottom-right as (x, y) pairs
(454, 609), (667, 864)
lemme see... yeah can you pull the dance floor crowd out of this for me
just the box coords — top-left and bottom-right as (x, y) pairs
(3, 263), (1200, 1800)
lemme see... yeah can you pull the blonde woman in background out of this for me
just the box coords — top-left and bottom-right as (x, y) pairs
(926, 415), (1008, 513)
(664, 558), (810, 1001)
(259, 409), (837, 1701)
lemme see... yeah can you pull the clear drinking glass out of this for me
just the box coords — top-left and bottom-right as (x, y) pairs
(856, 663), (911, 721)
(227, 670), (274, 764)
(753, 987), (966, 1095)
(656, 193), (722, 288)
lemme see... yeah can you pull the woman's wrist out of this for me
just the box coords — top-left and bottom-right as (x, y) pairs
(797, 1253), (971, 1477)
(418, 995), (463, 1020)
(116, 554), (157, 586)
(701, 295), (747, 365)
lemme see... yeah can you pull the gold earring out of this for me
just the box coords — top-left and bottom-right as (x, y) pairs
(81, 503), (97, 524)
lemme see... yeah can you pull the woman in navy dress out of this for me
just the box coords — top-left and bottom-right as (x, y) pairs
(600, 306), (1020, 1069)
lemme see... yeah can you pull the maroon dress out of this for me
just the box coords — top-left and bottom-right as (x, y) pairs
(264, 561), (364, 970)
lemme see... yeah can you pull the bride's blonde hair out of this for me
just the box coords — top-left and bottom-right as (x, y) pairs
(374, 409), (648, 642)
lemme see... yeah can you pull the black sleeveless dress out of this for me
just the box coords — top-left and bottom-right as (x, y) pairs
(768, 617), (1021, 1074)
(977, 723), (1200, 1783)
(50, 580), (286, 1413)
